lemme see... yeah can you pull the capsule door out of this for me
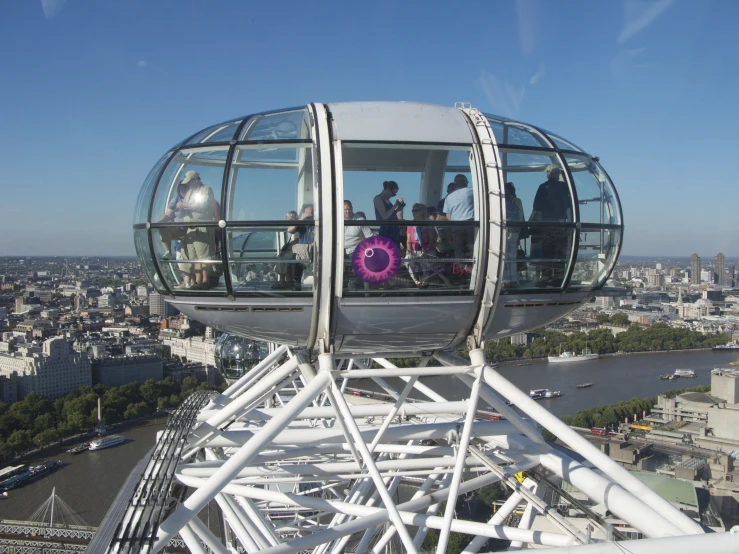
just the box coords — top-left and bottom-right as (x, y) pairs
(325, 103), (485, 354)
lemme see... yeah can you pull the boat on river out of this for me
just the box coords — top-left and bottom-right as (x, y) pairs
(673, 369), (696, 378)
(659, 374), (671, 380)
(576, 383), (593, 389)
(713, 342), (739, 351)
(0, 460), (63, 492)
(89, 434), (125, 451)
(548, 351), (599, 363)
(68, 442), (90, 454)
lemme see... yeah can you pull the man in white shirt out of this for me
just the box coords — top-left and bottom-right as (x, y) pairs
(442, 174), (475, 260)
(344, 200), (375, 256)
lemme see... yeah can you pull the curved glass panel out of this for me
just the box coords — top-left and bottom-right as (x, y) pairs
(152, 225), (225, 293)
(227, 225), (314, 295)
(151, 146), (228, 228)
(542, 132), (583, 152)
(185, 120), (242, 145)
(214, 334), (270, 381)
(499, 149), (573, 224)
(240, 108), (311, 141)
(485, 117), (505, 144)
(503, 122), (552, 148)
(134, 151), (171, 225)
(133, 229), (165, 293)
(565, 155), (621, 225)
(502, 225), (575, 290)
(227, 145), (314, 221)
(569, 227), (621, 289)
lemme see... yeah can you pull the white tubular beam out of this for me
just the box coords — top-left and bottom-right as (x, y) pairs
(539, 530), (739, 553)
(509, 479), (543, 551)
(185, 515), (231, 554)
(413, 473), (453, 551)
(369, 376), (417, 453)
(437, 373), (482, 554)
(152, 371), (332, 552)
(178, 523), (209, 554)
(204, 419), (519, 448)
(198, 400), (471, 421)
(221, 344), (290, 399)
(373, 358), (447, 402)
(205, 356), (300, 428)
(339, 366), (474, 378)
(461, 490), (525, 554)
(329, 382), (419, 554)
(537, 452), (684, 539)
(235, 495), (281, 547)
(371, 376), (401, 400)
(214, 493), (261, 552)
(435, 349), (546, 446)
(481, 365), (704, 536)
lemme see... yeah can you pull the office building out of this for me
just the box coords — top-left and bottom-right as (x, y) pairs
(149, 291), (177, 317)
(92, 356), (164, 388)
(715, 253), (725, 286)
(163, 336), (216, 367)
(0, 337), (91, 399)
(690, 253), (701, 285)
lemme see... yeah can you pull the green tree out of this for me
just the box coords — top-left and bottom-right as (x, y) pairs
(33, 428), (60, 447)
(6, 429), (32, 454)
(610, 313), (630, 326)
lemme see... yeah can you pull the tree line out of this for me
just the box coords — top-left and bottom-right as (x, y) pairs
(540, 384), (711, 441)
(485, 323), (729, 362)
(0, 376), (222, 460)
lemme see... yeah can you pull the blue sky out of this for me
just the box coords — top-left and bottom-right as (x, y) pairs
(0, 0), (736, 257)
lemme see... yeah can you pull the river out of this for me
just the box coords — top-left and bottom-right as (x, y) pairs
(0, 418), (166, 526)
(0, 349), (737, 526)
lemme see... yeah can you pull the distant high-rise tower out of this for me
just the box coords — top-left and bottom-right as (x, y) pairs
(690, 253), (701, 285)
(715, 252), (725, 286)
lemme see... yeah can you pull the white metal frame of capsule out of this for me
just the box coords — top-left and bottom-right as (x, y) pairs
(133, 102), (624, 355)
(132, 347), (736, 554)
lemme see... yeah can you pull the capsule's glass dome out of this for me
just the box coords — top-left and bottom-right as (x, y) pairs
(214, 334), (270, 381)
(133, 102), (623, 352)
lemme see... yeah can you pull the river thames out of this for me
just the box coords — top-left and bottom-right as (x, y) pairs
(0, 348), (737, 526)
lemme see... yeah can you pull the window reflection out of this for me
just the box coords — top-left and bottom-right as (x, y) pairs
(502, 225), (575, 290)
(185, 120), (242, 145)
(133, 229), (165, 292)
(569, 227), (621, 289)
(228, 145), (313, 221)
(240, 109), (311, 141)
(227, 226), (314, 295)
(152, 227), (225, 292)
(565, 155), (621, 225)
(134, 152), (171, 225)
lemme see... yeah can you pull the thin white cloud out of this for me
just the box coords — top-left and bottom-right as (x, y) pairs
(41, 0), (66, 19)
(529, 63), (545, 86)
(137, 60), (166, 73)
(516, 0), (538, 55)
(479, 71), (526, 118)
(618, 0), (675, 44)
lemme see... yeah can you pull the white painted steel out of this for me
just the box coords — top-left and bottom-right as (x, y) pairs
(133, 346), (723, 554)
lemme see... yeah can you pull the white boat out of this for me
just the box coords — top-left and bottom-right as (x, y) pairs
(89, 434), (125, 451)
(713, 342), (739, 350)
(544, 390), (562, 398)
(530, 388), (548, 399)
(673, 369), (696, 378)
(548, 351), (599, 363)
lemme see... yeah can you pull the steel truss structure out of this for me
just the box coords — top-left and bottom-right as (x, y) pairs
(131, 346), (736, 553)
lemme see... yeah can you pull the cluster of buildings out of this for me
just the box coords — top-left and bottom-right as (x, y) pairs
(0, 256), (222, 404)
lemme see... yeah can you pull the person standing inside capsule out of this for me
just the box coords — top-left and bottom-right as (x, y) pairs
(178, 170), (215, 290)
(374, 181), (404, 246)
(529, 164), (572, 285)
(442, 174), (475, 262)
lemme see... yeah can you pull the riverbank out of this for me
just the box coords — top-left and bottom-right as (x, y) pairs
(494, 346), (717, 365)
(3, 411), (167, 468)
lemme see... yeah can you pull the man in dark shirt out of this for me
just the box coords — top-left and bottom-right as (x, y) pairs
(529, 165), (572, 286)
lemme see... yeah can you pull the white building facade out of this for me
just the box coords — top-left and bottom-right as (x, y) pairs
(0, 337), (92, 399)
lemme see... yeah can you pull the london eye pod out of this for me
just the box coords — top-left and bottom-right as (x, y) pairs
(133, 102), (623, 353)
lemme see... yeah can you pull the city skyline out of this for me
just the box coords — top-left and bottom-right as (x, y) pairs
(1, 1), (738, 256)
